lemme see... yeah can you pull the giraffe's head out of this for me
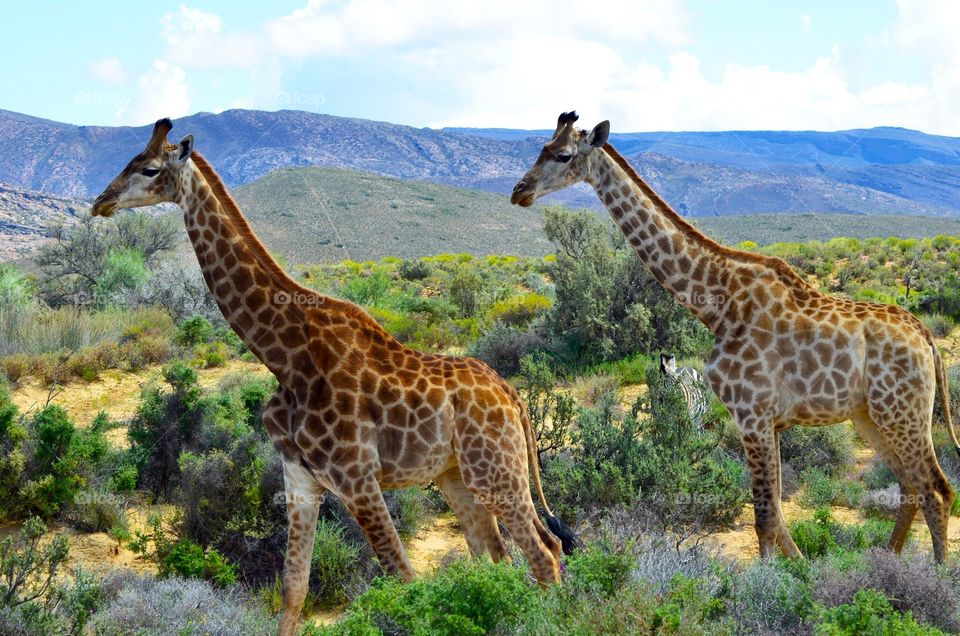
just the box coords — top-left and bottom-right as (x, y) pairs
(510, 111), (610, 207)
(92, 118), (194, 217)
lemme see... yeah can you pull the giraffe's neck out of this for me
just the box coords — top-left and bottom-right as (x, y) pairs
(175, 157), (316, 384)
(587, 146), (735, 332)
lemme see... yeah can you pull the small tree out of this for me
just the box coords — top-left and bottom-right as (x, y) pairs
(0, 517), (69, 609)
(37, 212), (178, 307)
(515, 353), (574, 465)
(637, 364), (747, 548)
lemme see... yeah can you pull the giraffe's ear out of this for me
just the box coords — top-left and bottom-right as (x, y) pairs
(176, 134), (194, 162)
(587, 121), (610, 148)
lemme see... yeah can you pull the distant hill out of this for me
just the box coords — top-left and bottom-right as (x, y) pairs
(2, 108), (960, 216)
(0, 183), (84, 260)
(232, 166), (551, 262)
(696, 213), (960, 246)
(7, 164), (960, 265)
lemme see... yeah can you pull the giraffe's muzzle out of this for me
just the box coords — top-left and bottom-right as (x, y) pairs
(92, 191), (119, 217)
(511, 181), (535, 207)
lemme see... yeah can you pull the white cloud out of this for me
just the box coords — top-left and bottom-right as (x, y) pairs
(89, 58), (127, 84)
(266, 0), (690, 57)
(160, 4), (261, 69)
(97, 0), (960, 134)
(116, 61), (190, 126)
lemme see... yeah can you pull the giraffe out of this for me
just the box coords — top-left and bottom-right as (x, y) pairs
(511, 111), (960, 562)
(92, 119), (578, 635)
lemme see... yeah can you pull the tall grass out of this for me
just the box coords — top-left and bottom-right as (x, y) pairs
(0, 305), (172, 357)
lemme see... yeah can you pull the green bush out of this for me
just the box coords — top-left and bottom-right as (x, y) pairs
(310, 520), (369, 608)
(586, 352), (652, 385)
(95, 247), (150, 307)
(798, 468), (866, 508)
(921, 313), (957, 339)
(342, 268), (390, 306)
(542, 207), (708, 365)
(391, 487), (428, 540)
(18, 405), (108, 519)
(130, 516), (237, 588)
(565, 540), (635, 598)
(636, 365), (748, 538)
(544, 365), (746, 533)
(0, 380), (25, 522)
(816, 589), (945, 635)
(517, 353), (574, 464)
(176, 315), (214, 347)
(487, 293), (552, 327)
(777, 424), (856, 477)
(318, 559), (537, 636)
(653, 574), (729, 634)
(790, 509), (895, 558)
(469, 322), (545, 377)
(160, 539), (237, 588)
(398, 259), (432, 281)
(0, 517), (81, 634)
(128, 362), (205, 498)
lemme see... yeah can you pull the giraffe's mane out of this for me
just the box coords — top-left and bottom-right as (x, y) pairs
(601, 144), (815, 290)
(189, 151), (395, 330)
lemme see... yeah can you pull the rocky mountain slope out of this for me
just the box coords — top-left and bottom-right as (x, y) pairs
(3, 108), (960, 216)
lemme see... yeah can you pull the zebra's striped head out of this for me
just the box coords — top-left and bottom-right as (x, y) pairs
(660, 354), (678, 377)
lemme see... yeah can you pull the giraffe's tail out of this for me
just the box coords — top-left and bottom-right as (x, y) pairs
(519, 400), (583, 555)
(931, 337), (960, 459)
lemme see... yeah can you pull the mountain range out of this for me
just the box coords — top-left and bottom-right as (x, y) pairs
(3, 108), (960, 216)
(2, 107), (960, 261)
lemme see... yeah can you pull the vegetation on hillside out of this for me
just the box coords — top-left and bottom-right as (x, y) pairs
(3, 204), (960, 633)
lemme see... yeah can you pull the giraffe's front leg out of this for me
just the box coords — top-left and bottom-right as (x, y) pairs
(277, 458), (322, 636)
(338, 474), (415, 581)
(740, 422), (787, 558)
(264, 389), (324, 636)
(773, 431), (801, 558)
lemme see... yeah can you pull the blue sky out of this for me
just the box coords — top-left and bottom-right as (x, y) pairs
(2, 1), (958, 134)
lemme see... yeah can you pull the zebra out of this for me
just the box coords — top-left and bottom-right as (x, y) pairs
(660, 354), (712, 430)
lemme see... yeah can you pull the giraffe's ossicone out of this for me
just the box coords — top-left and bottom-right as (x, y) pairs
(513, 111), (960, 564)
(92, 119), (579, 636)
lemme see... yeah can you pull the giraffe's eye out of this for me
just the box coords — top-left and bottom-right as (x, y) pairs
(140, 168), (160, 177)
(555, 153), (573, 164)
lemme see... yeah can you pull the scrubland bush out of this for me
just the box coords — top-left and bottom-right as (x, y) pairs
(542, 207), (709, 365)
(544, 363), (746, 537)
(88, 570), (275, 636)
(790, 509), (895, 558)
(310, 520), (371, 608)
(922, 313), (957, 338)
(813, 548), (960, 633)
(469, 322), (546, 376)
(798, 467), (866, 508)
(817, 589), (945, 636)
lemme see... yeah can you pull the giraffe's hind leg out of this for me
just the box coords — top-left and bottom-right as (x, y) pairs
(435, 467), (509, 561)
(852, 412), (919, 553)
(907, 437), (954, 563)
(867, 405), (954, 563)
(454, 434), (560, 584)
